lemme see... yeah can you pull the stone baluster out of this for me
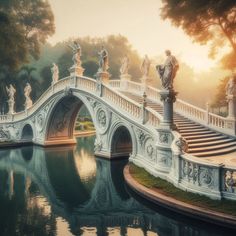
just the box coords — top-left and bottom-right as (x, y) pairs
(141, 92), (148, 124)
(205, 102), (209, 124)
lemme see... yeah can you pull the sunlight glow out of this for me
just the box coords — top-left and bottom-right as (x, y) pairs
(48, 0), (218, 72)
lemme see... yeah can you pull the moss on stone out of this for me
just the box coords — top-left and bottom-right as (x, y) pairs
(129, 163), (236, 217)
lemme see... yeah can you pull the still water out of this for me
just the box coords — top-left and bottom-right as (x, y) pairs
(0, 136), (235, 236)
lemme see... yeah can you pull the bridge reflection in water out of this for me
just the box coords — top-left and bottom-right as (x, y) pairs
(0, 136), (234, 236)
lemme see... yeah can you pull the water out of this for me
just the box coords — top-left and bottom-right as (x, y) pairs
(0, 136), (235, 236)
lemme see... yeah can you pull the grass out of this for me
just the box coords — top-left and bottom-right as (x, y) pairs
(75, 121), (95, 131)
(129, 163), (236, 217)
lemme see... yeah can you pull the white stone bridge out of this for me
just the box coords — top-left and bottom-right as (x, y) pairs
(0, 72), (236, 201)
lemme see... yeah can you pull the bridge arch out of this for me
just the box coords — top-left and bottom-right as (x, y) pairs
(44, 92), (97, 146)
(21, 123), (34, 142)
(108, 122), (136, 158)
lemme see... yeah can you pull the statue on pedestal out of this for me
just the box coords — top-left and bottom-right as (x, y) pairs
(98, 46), (109, 73)
(226, 76), (236, 96)
(140, 55), (151, 79)
(24, 83), (32, 110)
(51, 63), (59, 84)
(120, 55), (129, 75)
(156, 50), (179, 90)
(6, 84), (16, 114)
(69, 41), (81, 66)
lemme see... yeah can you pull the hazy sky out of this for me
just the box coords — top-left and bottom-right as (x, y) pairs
(48, 0), (217, 71)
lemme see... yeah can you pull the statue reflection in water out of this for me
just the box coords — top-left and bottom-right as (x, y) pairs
(0, 136), (234, 236)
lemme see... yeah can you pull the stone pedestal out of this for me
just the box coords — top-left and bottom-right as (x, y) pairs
(159, 89), (178, 130)
(227, 95), (236, 119)
(141, 76), (152, 93)
(120, 74), (131, 90)
(120, 74), (131, 81)
(96, 71), (110, 84)
(69, 65), (84, 77)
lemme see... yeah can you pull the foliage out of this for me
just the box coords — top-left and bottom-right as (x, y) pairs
(0, 0), (55, 70)
(55, 35), (142, 79)
(211, 76), (228, 109)
(130, 163), (236, 216)
(161, 0), (236, 70)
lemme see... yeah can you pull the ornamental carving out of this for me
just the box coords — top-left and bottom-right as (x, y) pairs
(159, 132), (169, 144)
(97, 110), (106, 127)
(175, 137), (188, 153)
(37, 113), (45, 133)
(0, 127), (10, 140)
(94, 138), (102, 152)
(87, 97), (98, 109)
(137, 129), (146, 146)
(225, 170), (236, 193)
(199, 167), (214, 188)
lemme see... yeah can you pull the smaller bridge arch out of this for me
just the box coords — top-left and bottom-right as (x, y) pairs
(109, 122), (136, 158)
(21, 124), (34, 142)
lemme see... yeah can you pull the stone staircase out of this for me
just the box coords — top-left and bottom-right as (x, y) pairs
(121, 92), (236, 158)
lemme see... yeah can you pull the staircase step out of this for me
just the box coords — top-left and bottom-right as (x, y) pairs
(191, 146), (236, 157)
(188, 141), (236, 153)
(184, 133), (223, 140)
(178, 127), (209, 133)
(188, 138), (236, 148)
(181, 130), (215, 136)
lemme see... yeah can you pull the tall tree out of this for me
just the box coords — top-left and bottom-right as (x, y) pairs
(161, 0), (236, 70)
(0, 0), (55, 70)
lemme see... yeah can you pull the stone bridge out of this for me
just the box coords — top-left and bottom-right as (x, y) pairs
(1, 55), (236, 201)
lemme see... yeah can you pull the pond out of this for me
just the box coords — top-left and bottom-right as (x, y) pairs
(0, 136), (234, 236)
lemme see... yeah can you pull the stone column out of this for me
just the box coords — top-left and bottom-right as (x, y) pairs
(159, 88), (178, 129)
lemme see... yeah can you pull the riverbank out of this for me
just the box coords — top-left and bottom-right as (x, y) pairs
(74, 130), (95, 137)
(124, 163), (236, 230)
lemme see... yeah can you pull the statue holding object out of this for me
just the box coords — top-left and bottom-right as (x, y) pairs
(156, 50), (179, 90)
(98, 46), (109, 73)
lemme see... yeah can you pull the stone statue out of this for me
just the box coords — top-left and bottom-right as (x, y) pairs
(69, 41), (81, 66)
(98, 46), (109, 72)
(140, 55), (151, 79)
(6, 84), (16, 114)
(156, 50), (179, 90)
(24, 83), (32, 110)
(225, 76), (236, 96)
(120, 55), (129, 75)
(51, 63), (59, 84)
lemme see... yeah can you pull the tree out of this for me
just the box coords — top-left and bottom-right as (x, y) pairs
(0, 0), (55, 70)
(161, 0), (236, 70)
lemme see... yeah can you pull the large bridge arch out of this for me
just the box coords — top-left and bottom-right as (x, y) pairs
(44, 91), (98, 146)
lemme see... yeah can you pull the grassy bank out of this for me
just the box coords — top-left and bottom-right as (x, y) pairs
(129, 163), (236, 217)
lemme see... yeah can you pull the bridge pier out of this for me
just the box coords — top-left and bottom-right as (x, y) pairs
(159, 89), (177, 130)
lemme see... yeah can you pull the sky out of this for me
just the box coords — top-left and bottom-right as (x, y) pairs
(48, 0), (217, 72)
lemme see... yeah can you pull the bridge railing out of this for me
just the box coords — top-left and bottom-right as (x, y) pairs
(109, 80), (235, 136)
(103, 84), (142, 119)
